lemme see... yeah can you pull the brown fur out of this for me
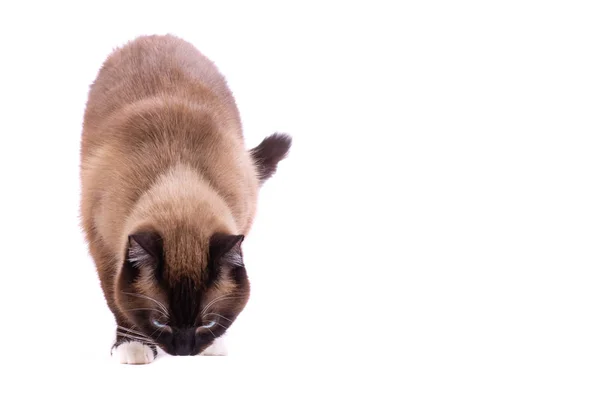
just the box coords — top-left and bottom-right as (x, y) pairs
(80, 34), (290, 358)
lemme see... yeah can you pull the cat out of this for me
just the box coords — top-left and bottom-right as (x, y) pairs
(80, 34), (291, 364)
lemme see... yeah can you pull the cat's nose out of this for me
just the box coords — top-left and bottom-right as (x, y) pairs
(174, 329), (195, 355)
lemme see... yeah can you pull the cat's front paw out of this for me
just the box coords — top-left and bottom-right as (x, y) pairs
(200, 336), (228, 356)
(112, 341), (156, 364)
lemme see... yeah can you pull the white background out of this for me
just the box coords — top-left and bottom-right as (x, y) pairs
(0, 1), (598, 398)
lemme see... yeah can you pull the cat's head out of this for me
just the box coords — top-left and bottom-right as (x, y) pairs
(114, 230), (250, 355)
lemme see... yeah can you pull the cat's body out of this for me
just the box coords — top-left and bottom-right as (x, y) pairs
(80, 35), (290, 364)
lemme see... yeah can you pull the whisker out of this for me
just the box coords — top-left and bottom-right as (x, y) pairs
(153, 328), (164, 340)
(118, 332), (154, 342)
(117, 333), (157, 344)
(121, 292), (169, 314)
(215, 322), (228, 330)
(124, 307), (168, 316)
(204, 312), (233, 322)
(117, 326), (146, 336)
(201, 294), (242, 314)
(118, 332), (153, 340)
(201, 294), (232, 315)
(117, 336), (155, 344)
(119, 338), (156, 346)
(117, 326), (156, 342)
(201, 295), (244, 315)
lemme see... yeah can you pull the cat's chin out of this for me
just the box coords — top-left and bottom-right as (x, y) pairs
(110, 336), (227, 362)
(112, 341), (157, 365)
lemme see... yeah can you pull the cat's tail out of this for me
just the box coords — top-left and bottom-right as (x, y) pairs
(250, 133), (292, 184)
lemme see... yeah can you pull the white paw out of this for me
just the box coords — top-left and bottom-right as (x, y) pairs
(112, 341), (156, 364)
(201, 336), (228, 356)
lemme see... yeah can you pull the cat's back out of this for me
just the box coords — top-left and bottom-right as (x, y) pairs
(80, 35), (258, 247)
(83, 34), (239, 138)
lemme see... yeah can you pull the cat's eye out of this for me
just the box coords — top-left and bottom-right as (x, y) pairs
(202, 320), (217, 329)
(152, 319), (168, 328)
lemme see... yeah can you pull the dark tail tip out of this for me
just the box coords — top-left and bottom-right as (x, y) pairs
(250, 133), (292, 184)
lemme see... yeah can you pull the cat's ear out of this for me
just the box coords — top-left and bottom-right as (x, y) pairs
(127, 232), (163, 267)
(209, 233), (244, 267)
(250, 133), (291, 184)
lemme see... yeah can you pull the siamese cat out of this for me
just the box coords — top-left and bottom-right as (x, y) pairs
(80, 35), (290, 364)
